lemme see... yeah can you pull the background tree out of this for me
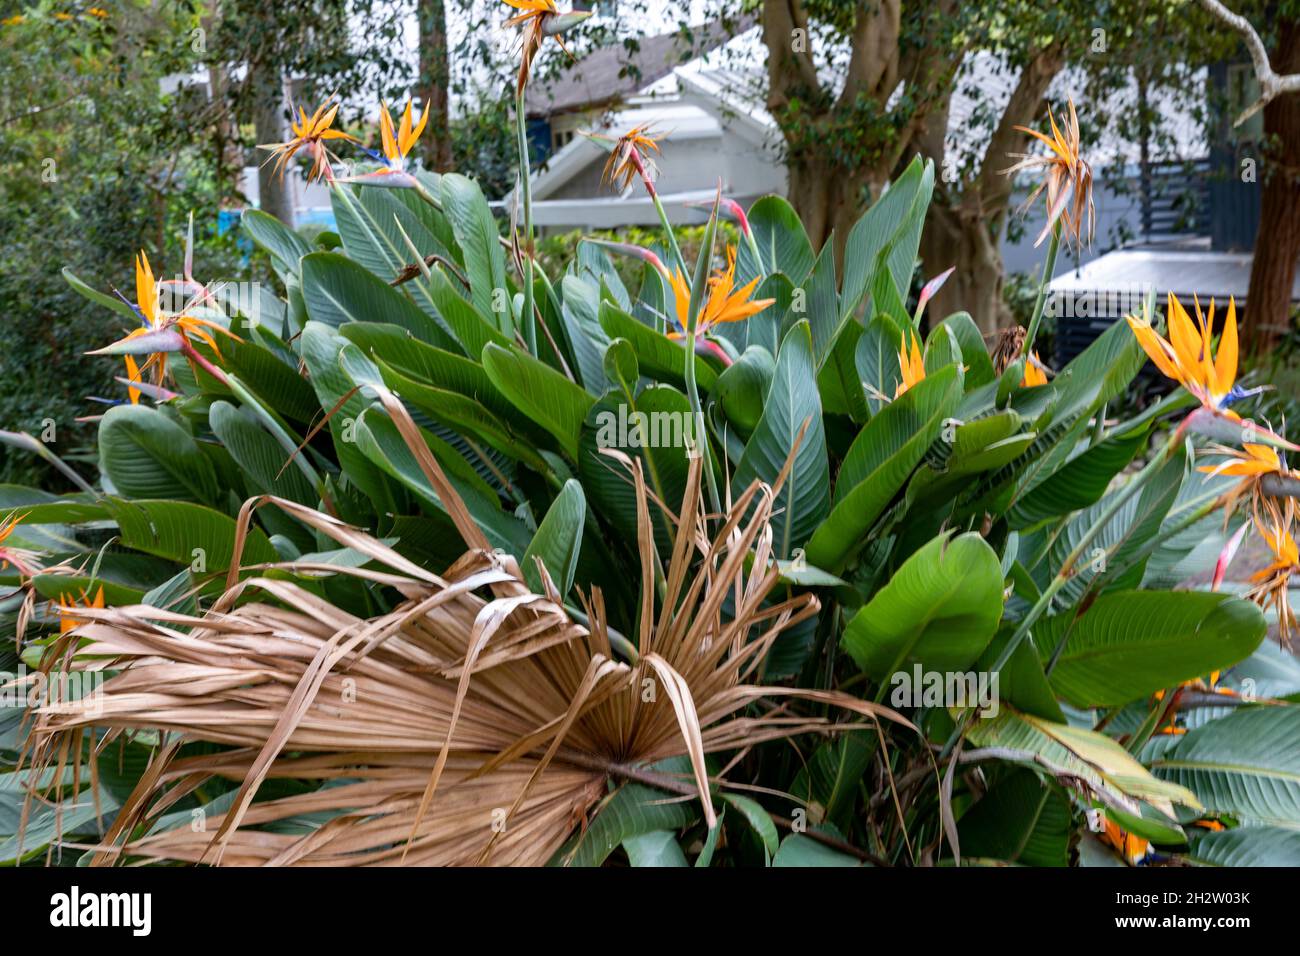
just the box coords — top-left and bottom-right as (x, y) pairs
(916, 0), (1199, 334)
(0, 1), (249, 486)
(1198, 0), (1300, 354)
(418, 0), (453, 170)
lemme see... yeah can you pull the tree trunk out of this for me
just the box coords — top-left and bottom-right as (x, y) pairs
(1244, 16), (1300, 354)
(917, 45), (1064, 335)
(251, 58), (294, 226)
(786, 155), (880, 261)
(920, 202), (1012, 335)
(417, 0), (453, 171)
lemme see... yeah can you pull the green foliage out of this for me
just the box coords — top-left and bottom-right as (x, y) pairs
(4, 101), (1296, 868)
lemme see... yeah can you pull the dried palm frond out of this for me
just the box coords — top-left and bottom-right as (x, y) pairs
(22, 392), (908, 866)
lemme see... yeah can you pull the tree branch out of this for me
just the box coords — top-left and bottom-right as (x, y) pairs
(838, 0), (901, 110)
(763, 0), (823, 114)
(1198, 0), (1300, 125)
(972, 43), (1067, 211)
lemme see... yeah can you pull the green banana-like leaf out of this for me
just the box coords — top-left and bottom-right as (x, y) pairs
(559, 274), (612, 396)
(771, 833), (863, 867)
(481, 343), (594, 461)
(935, 312), (995, 389)
(551, 764), (699, 868)
(578, 387), (695, 554)
(104, 497), (277, 570)
(843, 531), (1004, 682)
(441, 173), (512, 335)
(712, 345), (775, 437)
(242, 209), (313, 282)
(1046, 444), (1186, 604)
(1008, 427), (1148, 530)
(840, 156), (931, 320)
(521, 479), (585, 596)
(1035, 591), (1266, 708)
(329, 183), (453, 324)
(300, 252), (458, 350)
(98, 405), (220, 504)
(208, 401), (317, 506)
(738, 195), (815, 285)
(804, 365), (961, 573)
(298, 322), (400, 513)
(957, 769), (1072, 866)
(622, 830), (689, 867)
(733, 320), (829, 559)
(1186, 825), (1300, 865)
(597, 302), (719, 391)
(352, 409), (530, 558)
(967, 707), (1201, 816)
(853, 313), (905, 415)
(1152, 706), (1300, 828)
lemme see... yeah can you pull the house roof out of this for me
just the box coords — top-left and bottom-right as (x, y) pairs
(1049, 247), (1300, 304)
(528, 17), (753, 118)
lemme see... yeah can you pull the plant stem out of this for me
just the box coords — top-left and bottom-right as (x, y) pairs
(515, 86), (536, 354)
(1022, 223), (1061, 356)
(631, 151), (688, 280)
(684, 351), (720, 515)
(410, 178), (443, 213)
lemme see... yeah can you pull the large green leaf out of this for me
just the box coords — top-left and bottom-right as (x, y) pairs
(738, 196), (815, 285)
(1008, 427), (1147, 529)
(0, 767), (121, 865)
(771, 833), (863, 867)
(224, 335), (320, 423)
(521, 480), (585, 596)
(843, 531), (1004, 682)
(1186, 825), (1300, 865)
(791, 735), (876, 831)
(733, 321), (829, 559)
(559, 274), (611, 396)
(104, 498), (277, 570)
(957, 769), (1072, 866)
(712, 345), (775, 436)
(1152, 706), (1300, 828)
(551, 773), (699, 867)
(853, 313), (905, 415)
(208, 401), (317, 506)
(352, 409), (530, 557)
(1046, 444), (1186, 604)
(598, 302), (718, 391)
(804, 365), (961, 573)
(1036, 592), (1266, 708)
(840, 156), (932, 320)
(300, 252), (458, 350)
(622, 830), (689, 867)
(579, 387), (695, 554)
(967, 707), (1201, 815)
(98, 405), (220, 504)
(298, 322), (401, 512)
(329, 183), (452, 324)
(936, 312), (995, 389)
(242, 209), (313, 281)
(481, 343), (595, 460)
(375, 356), (552, 471)
(791, 242), (840, 365)
(441, 173), (512, 335)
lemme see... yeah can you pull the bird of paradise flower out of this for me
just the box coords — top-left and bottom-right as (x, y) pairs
(87, 251), (238, 386)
